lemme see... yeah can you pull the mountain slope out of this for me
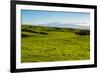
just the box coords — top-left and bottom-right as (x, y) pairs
(37, 22), (90, 30)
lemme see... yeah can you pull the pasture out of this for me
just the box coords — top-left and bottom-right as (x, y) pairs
(21, 25), (90, 63)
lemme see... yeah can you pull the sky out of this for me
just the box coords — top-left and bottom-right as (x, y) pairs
(21, 10), (90, 26)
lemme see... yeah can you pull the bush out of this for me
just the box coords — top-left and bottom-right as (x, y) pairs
(21, 28), (38, 33)
(75, 30), (90, 35)
(38, 32), (48, 35)
(22, 28), (48, 35)
(22, 33), (30, 37)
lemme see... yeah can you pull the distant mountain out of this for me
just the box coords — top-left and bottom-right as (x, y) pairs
(37, 22), (90, 30)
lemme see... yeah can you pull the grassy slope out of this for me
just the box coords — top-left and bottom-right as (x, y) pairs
(21, 25), (90, 63)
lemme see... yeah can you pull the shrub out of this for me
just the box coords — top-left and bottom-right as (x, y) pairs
(75, 30), (90, 35)
(21, 28), (38, 33)
(38, 32), (48, 35)
(22, 33), (30, 37)
(22, 28), (48, 35)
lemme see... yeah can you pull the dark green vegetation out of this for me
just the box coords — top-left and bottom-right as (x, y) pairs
(21, 25), (90, 63)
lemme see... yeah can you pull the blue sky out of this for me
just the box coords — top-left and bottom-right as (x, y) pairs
(21, 10), (90, 26)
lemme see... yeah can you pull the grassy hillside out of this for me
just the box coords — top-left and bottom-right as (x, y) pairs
(21, 25), (90, 63)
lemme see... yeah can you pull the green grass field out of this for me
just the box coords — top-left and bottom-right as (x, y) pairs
(21, 25), (90, 63)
